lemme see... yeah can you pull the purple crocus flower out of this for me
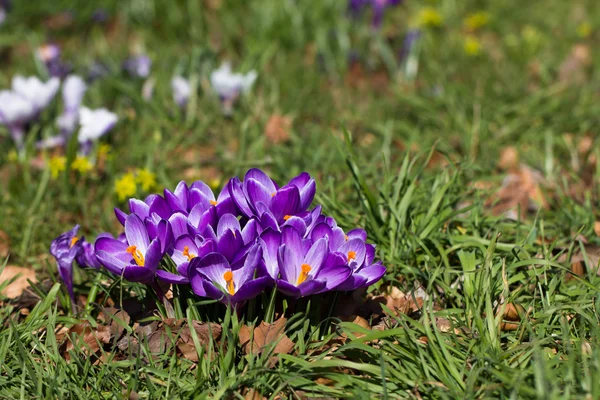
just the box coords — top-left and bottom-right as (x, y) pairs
(210, 62), (257, 115)
(348, 0), (402, 28)
(275, 226), (351, 298)
(95, 214), (164, 283)
(123, 55), (152, 79)
(76, 240), (102, 269)
(188, 244), (268, 306)
(36, 44), (72, 78)
(50, 225), (83, 301)
(309, 218), (386, 290)
(228, 169), (316, 223)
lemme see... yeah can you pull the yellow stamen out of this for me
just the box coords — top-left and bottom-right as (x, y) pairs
(223, 270), (235, 295)
(126, 245), (145, 266)
(209, 200), (218, 206)
(182, 246), (196, 261)
(70, 237), (79, 248)
(344, 235), (349, 241)
(296, 263), (312, 286)
(347, 251), (357, 261)
(283, 215), (291, 221)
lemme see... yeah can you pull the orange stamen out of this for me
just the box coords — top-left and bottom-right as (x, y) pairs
(344, 235), (349, 241)
(296, 263), (312, 285)
(271, 192), (276, 197)
(182, 246), (196, 261)
(283, 215), (291, 221)
(223, 270), (235, 295)
(209, 200), (218, 206)
(347, 251), (357, 261)
(70, 237), (79, 248)
(126, 245), (145, 266)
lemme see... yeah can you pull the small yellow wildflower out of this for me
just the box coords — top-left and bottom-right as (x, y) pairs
(135, 168), (157, 192)
(49, 155), (66, 179)
(7, 150), (18, 162)
(71, 156), (93, 174)
(115, 173), (137, 202)
(208, 178), (221, 190)
(463, 12), (490, 31)
(522, 25), (542, 48)
(97, 143), (111, 157)
(577, 22), (592, 38)
(417, 7), (443, 28)
(464, 36), (482, 56)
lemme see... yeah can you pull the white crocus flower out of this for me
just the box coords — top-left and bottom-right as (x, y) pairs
(210, 62), (257, 100)
(78, 107), (118, 143)
(57, 75), (87, 134)
(11, 76), (60, 112)
(171, 76), (191, 108)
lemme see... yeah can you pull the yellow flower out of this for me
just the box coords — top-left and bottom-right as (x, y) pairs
(463, 36), (482, 56)
(49, 156), (66, 179)
(417, 7), (443, 28)
(71, 156), (93, 174)
(577, 22), (592, 38)
(463, 12), (490, 31)
(208, 178), (221, 190)
(115, 173), (137, 201)
(7, 150), (18, 162)
(97, 143), (111, 157)
(135, 168), (157, 192)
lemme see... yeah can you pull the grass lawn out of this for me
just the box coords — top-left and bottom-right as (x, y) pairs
(1, 0), (600, 398)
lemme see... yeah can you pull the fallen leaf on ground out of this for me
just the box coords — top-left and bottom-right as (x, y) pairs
(486, 164), (548, 219)
(498, 146), (519, 171)
(0, 266), (37, 299)
(239, 317), (294, 356)
(177, 321), (222, 362)
(63, 323), (112, 359)
(341, 315), (371, 338)
(265, 114), (292, 145)
(0, 230), (10, 257)
(558, 44), (591, 86)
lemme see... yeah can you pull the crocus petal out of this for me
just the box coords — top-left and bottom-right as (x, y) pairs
(270, 185), (300, 221)
(156, 269), (189, 284)
(217, 213), (241, 236)
(315, 264), (352, 291)
(298, 178), (316, 211)
(94, 237), (129, 255)
(277, 244), (299, 283)
(302, 237), (328, 275)
(233, 244), (262, 288)
(216, 229), (243, 262)
(338, 239), (366, 267)
(189, 270), (207, 297)
(192, 252), (230, 288)
(122, 265), (155, 283)
(241, 218), (259, 245)
(129, 198), (150, 219)
(228, 177), (253, 218)
(232, 276), (270, 303)
(245, 178), (272, 212)
(245, 168), (278, 193)
(95, 250), (126, 275)
(282, 216), (307, 237)
(124, 214), (150, 253)
(276, 279), (302, 297)
(147, 195), (171, 220)
(361, 263), (386, 286)
(168, 212), (190, 240)
(114, 207), (127, 226)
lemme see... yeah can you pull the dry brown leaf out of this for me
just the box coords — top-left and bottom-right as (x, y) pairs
(243, 388), (267, 400)
(0, 266), (37, 299)
(594, 221), (600, 237)
(0, 230), (10, 258)
(558, 44), (591, 85)
(239, 317), (294, 356)
(341, 315), (371, 339)
(498, 146), (519, 171)
(64, 323), (112, 359)
(264, 114), (292, 145)
(177, 321), (222, 362)
(99, 308), (131, 338)
(486, 164), (548, 219)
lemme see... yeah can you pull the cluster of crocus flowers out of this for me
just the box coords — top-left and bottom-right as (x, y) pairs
(0, 75), (60, 149)
(37, 74), (118, 154)
(51, 169), (386, 309)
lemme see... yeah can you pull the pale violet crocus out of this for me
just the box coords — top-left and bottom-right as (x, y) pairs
(210, 63), (257, 114)
(171, 76), (191, 109)
(0, 76), (59, 148)
(57, 75), (87, 136)
(77, 107), (117, 154)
